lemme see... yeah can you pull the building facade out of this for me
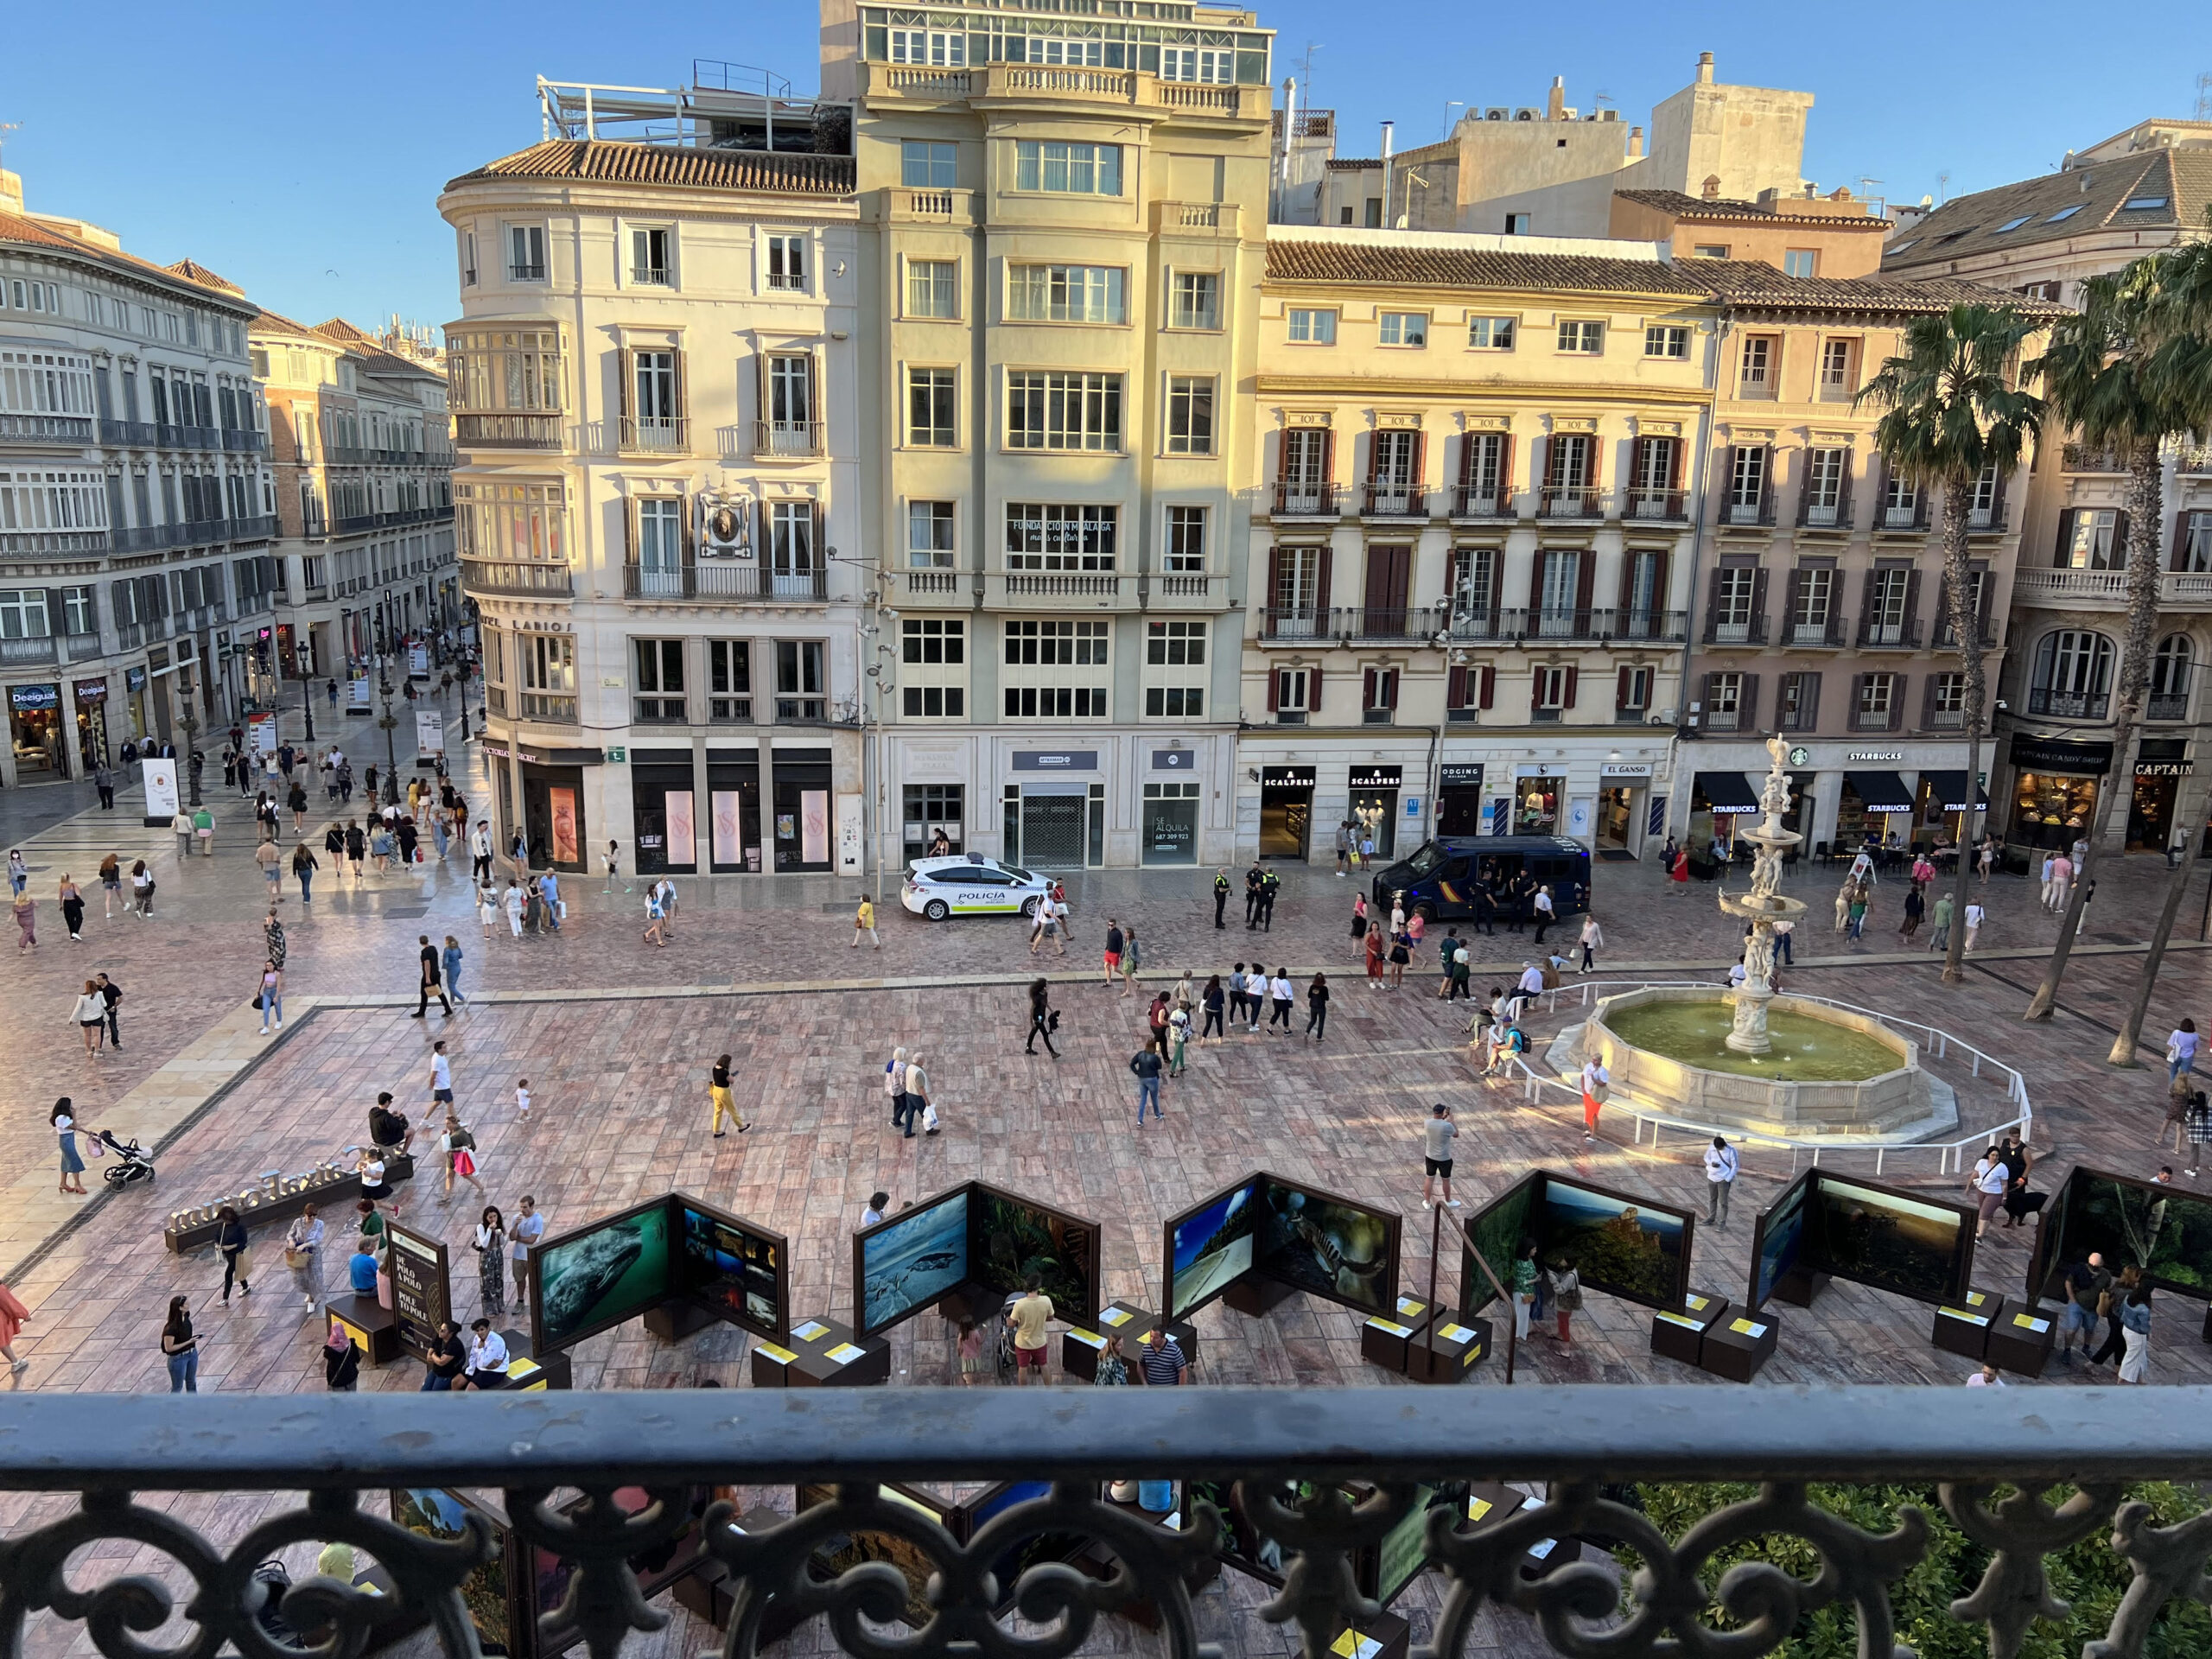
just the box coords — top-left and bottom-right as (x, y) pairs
(253, 312), (457, 689)
(439, 134), (866, 875)
(1243, 227), (1716, 863)
(830, 0), (1273, 871)
(0, 165), (275, 783)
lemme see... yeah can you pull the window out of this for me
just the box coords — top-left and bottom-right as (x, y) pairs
(1532, 665), (1573, 721)
(629, 351), (679, 448)
(903, 785), (964, 860)
(1726, 445), (1768, 521)
(1467, 315), (1516, 351)
(1880, 472), (1921, 529)
(907, 500), (956, 568)
(1969, 461), (2003, 526)
(0, 467), (105, 534)
(448, 327), (563, 422)
(2180, 511), (2212, 573)
(0, 589), (50, 638)
(1287, 308), (1337, 344)
(1543, 433), (1592, 492)
(1713, 566), (1757, 643)
(1777, 671), (1819, 732)
(1556, 320), (1604, 354)
(1993, 215), (2032, 233)
(2123, 196), (2170, 213)
(1693, 244), (1730, 259)
(901, 618), (964, 664)
(1789, 565), (1835, 643)
(768, 503), (817, 594)
(1362, 666), (1400, 724)
(2032, 631), (2114, 715)
(1783, 249), (1817, 278)
(461, 231), (478, 286)
(1377, 312), (1428, 347)
(901, 140), (957, 188)
(1004, 620), (1109, 717)
(766, 234), (808, 293)
(2063, 508), (2120, 569)
(630, 227), (671, 286)
(1006, 503), (1116, 569)
(708, 640), (752, 722)
(1164, 376), (1214, 454)
(1738, 334), (1777, 395)
(633, 497), (683, 588)
(2151, 636), (2192, 713)
(1503, 213), (1530, 235)
(1160, 46), (1233, 81)
(506, 226), (546, 282)
(1366, 199), (1384, 228)
(769, 639), (831, 724)
(900, 619), (967, 718)
(1007, 264), (1125, 324)
(765, 353), (815, 438)
(888, 26), (963, 65)
(1145, 620), (1207, 717)
(1169, 270), (1220, 330)
(519, 632), (576, 719)
(1799, 448), (1847, 525)
(906, 368), (957, 447)
(454, 479), (568, 563)
(633, 639), (686, 722)
(1005, 618), (1109, 665)
(1866, 566), (1910, 643)
(1644, 324), (1689, 359)
(59, 587), (92, 638)
(1164, 505), (1207, 571)
(906, 259), (958, 319)
(1854, 672), (1898, 731)
(1274, 666), (1314, 721)
(1014, 140), (1122, 196)
(2043, 206), (2082, 225)
(1451, 546), (1496, 626)
(1927, 671), (1967, 729)
(1147, 620), (1205, 664)
(1818, 338), (1858, 400)
(1005, 372), (1122, 451)
(1705, 671), (1743, 731)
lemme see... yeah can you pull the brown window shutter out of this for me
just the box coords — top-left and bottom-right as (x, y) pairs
(1478, 666), (1495, 709)
(1410, 430), (1427, 492)
(1266, 546), (1283, 622)
(1457, 434), (1476, 488)
(1616, 664), (1632, 713)
(1920, 673), (1937, 728)
(1857, 569), (1878, 640)
(1651, 548), (1670, 617)
(1275, 429), (1290, 482)
(625, 497), (639, 564)
(1848, 672), (1866, 728)
(1498, 434), (1516, 508)
(1315, 547), (1332, 614)
(1973, 563), (1993, 636)
(1309, 665), (1323, 712)
(1629, 436), (1648, 495)
(1530, 674), (1545, 718)
(617, 347), (632, 423)
(1749, 567), (1770, 637)
(1889, 674), (1906, 732)
(1268, 668), (1280, 713)
(1573, 548), (1595, 629)
(1669, 435), (1686, 492)
(1698, 671), (1714, 722)
(1363, 430), (1380, 483)
(1320, 428), (1335, 484)
(1720, 446), (1737, 512)
(1740, 673), (1759, 729)
(1537, 435), (1553, 491)
(1902, 569), (1922, 636)
(1526, 551), (1546, 616)
(1448, 664), (1468, 705)
(676, 349), (690, 422)
(2175, 512), (2194, 572)
(1363, 666), (1378, 707)
(2054, 507), (2073, 565)
(2114, 509), (2131, 553)
(1785, 567), (1808, 626)
(1384, 671), (1400, 710)
(1702, 566), (1724, 642)
(1563, 665), (1579, 709)
(1615, 548), (1636, 613)
(1802, 671), (1821, 728)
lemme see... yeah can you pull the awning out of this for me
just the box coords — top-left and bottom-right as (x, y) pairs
(1919, 771), (1990, 813)
(1844, 771), (1914, 815)
(1695, 772), (1763, 815)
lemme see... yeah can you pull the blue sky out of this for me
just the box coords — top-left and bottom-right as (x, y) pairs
(2, 1), (2199, 331)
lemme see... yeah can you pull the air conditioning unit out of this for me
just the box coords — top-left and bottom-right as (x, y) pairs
(1515, 108), (1541, 122)
(1484, 108), (1509, 121)
(1560, 107), (1580, 120)
(1597, 109), (1619, 121)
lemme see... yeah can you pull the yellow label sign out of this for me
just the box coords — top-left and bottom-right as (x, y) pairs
(1684, 1294), (1710, 1311)
(1099, 1306), (1135, 1327)
(1066, 1328), (1105, 1349)
(2011, 1314), (2050, 1334)
(825, 1342), (867, 1364)
(1397, 1296), (1426, 1317)
(1366, 1318), (1413, 1338)
(1729, 1319), (1768, 1338)
(1467, 1496), (1493, 1522)
(1331, 1632), (1382, 1659)
(1439, 1321), (1477, 1343)
(1655, 1310), (1702, 1329)
(791, 1320), (830, 1342)
(1940, 1307), (1991, 1326)
(755, 1343), (798, 1365)
(1965, 1290), (1990, 1307)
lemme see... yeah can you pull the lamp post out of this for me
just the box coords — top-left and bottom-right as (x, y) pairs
(376, 664), (401, 807)
(296, 647), (315, 745)
(177, 709), (202, 808)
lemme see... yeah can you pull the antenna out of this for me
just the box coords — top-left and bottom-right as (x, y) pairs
(0, 122), (20, 168)
(1294, 41), (1322, 105)
(2196, 72), (2211, 122)
(1936, 169), (1950, 203)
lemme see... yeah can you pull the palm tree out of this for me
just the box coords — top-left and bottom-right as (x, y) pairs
(2022, 257), (2199, 1027)
(1858, 304), (2044, 986)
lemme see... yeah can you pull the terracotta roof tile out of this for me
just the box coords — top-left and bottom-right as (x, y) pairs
(1885, 150), (2209, 272)
(163, 257), (245, 295)
(1615, 187), (1888, 232)
(1700, 259), (2068, 317)
(1266, 238), (1711, 296)
(0, 211), (255, 309)
(313, 318), (372, 343)
(447, 139), (853, 196)
(250, 308), (332, 344)
(0, 208), (86, 253)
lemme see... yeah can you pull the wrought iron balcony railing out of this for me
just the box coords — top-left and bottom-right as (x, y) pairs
(1624, 488), (1687, 523)
(1271, 480), (1339, 517)
(1537, 486), (1602, 519)
(2027, 687), (2109, 718)
(0, 411), (95, 444)
(1361, 482), (1425, 518)
(8, 1389), (2212, 1659)
(1450, 484), (1513, 519)
(624, 563), (829, 602)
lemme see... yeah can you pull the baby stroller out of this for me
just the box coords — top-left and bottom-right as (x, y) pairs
(97, 1128), (156, 1188)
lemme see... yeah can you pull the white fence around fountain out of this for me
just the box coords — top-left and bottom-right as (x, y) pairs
(1507, 978), (2033, 1178)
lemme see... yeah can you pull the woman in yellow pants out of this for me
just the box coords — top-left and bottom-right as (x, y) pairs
(709, 1053), (747, 1137)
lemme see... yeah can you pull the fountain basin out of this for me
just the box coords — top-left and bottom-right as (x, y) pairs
(1579, 986), (1952, 1139)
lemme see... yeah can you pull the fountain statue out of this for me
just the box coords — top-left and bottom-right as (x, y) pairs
(1714, 734), (1808, 1055)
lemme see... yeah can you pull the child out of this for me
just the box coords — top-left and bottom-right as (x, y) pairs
(515, 1078), (532, 1122)
(957, 1318), (988, 1386)
(1166, 1008), (1191, 1077)
(1544, 1255), (1583, 1343)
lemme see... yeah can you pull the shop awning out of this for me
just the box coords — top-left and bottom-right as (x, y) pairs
(1695, 772), (1763, 815)
(1843, 771), (1915, 815)
(1919, 770), (1990, 813)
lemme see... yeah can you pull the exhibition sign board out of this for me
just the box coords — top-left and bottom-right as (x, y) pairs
(1748, 1168), (1975, 1311)
(1461, 1172), (1693, 1314)
(416, 710), (446, 756)
(1160, 1173), (1402, 1323)
(385, 1218), (451, 1362)
(2029, 1165), (2212, 1302)
(853, 1181), (1102, 1339)
(141, 758), (179, 823)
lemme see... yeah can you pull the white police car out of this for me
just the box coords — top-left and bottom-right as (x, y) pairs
(899, 855), (1052, 921)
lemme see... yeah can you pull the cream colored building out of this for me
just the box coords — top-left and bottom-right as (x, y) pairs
(1243, 226), (1718, 862)
(829, 0), (1274, 869)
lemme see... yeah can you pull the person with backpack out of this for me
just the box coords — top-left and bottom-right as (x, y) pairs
(1543, 1255), (1583, 1344)
(440, 1106), (486, 1200)
(1026, 979), (1059, 1058)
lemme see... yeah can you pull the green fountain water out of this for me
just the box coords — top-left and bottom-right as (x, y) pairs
(1602, 999), (1904, 1083)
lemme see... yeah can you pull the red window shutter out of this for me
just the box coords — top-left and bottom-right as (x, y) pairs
(1268, 669), (1280, 713)
(1309, 665), (1323, 712)
(1478, 666), (1495, 708)
(1498, 435), (1516, 508)
(1669, 435), (1686, 491)
(1629, 436), (1648, 496)
(1363, 666), (1378, 707)
(1616, 665), (1632, 712)
(1563, 665), (1579, 709)
(1315, 547), (1332, 614)
(1448, 664), (1468, 705)
(1530, 675), (1545, 718)
(1573, 548), (1596, 625)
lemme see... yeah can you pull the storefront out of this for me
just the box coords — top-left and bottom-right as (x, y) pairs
(2006, 732), (2112, 853)
(1595, 761), (1653, 857)
(1258, 766), (1314, 860)
(1003, 750), (1101, 870)
(2129, 740), (2189, 851)
(124, 666), (148, 747)
(71, 678), (110, 772)
(1688, 771), (1760, 855)
(901, 781), (963, 866)
(7, 683), (65, 778)
(1512, 767), (1565, 836)
(1437, 763), (1484, 837)
(629, 749), (699, 875)
(709, 749), (763, 873)
(1836, 768), (1914, 850)
(489, 741), (601, 873)
(1140, 747), (1199, 866)
(770, 747), (835, 873)
(1348, 766), (1402, 861)
(1914, 770), (1990, 849)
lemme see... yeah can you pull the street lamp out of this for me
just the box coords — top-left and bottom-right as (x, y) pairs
(376, 664), (401, 806)
(296, 650), (315, 745)
(177, 708), (202, 808)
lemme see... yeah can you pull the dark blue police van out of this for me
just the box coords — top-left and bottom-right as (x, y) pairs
(1369, 836), (1592, 924)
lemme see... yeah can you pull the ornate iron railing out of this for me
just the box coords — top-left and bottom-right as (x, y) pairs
(5, 1390), (2212, 1659)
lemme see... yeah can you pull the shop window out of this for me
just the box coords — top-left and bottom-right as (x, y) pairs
(1516, 777), (1560, 832)
(903, 784), (963, 862)
(1141, 780), (1200, 865)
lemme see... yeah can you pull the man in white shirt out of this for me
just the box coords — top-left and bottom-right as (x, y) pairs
(461, 1318), (509, 1390)
(469, 820), (493, 884)
(1421, 1103), (1463, 1211)
(1511, 961), (1545, 1020)
(861, 1190), (887, 1230)
(1702, 1135), (1738, 1225)
(1964, 1363), (2006, 1388)
(1579, 1057), (1609, 1142)
(1963, 900), (1986, 953)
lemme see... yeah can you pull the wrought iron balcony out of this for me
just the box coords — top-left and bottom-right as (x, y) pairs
(223, 427), (266, 453)
(1703, 613), (1771, 645)
(1361, 482), (1425, 518)
(2063, 443), (2126, 474)
(10, 1389), (2207, 1659)
(624, 563), (828, 602)
(461, 558), (575, 599)
(1450, 484), (1513, 519)
(1270, 480), (1340, 518)
(2027, 687), (2107, 718)
(1784, 614), (1849, 648)
(0, 633), (58, 665)
(1856, 615), (1923, 649)
(454, 412), (564, 451)
(1721, 495), (1775, 527)
(0, 411), (94, 444)
(1873, 500), (1930, 532)
(1624, 488), (1687, 523)
(754, 419), (824, 459)
(1538, 486), (1602, 519)
(1797, 487), (1853, 530)
(1966, 499), (2008, 533)
(1498, 607), (1690, 644)
(156, 423), (222, 450)
(620, 416), (690, 455)
(98, 418), (157, 447)
(2147, 692), (2190, 721)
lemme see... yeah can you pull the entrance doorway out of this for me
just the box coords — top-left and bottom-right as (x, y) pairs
(1597, 787), (1640, 854)
(1259, 767), (1313, 859)
(1019, 791), (1088, 868)
(2130, 772), (2179, 851)
(520, 766), (587, 871)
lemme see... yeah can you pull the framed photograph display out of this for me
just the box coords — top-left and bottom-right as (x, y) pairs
(529, 1197), (676, 1355)
(1162, 1178), (1262, 1322)
(1747, 1169), (1815, 1312)
(796, 1482), (963, 1626)
(384, 1218), (452, 1362)
(1802, 1171), (1975, 1307)
(1529, 1173), (1695, 1312)
(2030, 1165), (2212, 1301)
(1252, 1177), (1402, 1316)
(969, 1185), (1100, 1327)
(390, 1488), (524, 1657)
(674, 1193), (791, 1338)
(533, 1486), (707, 1656)
(854, 1185), (973, 1338)
(1459, 1175), (1538, 1315)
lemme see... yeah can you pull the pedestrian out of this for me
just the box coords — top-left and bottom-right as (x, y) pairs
(709, 1053), (746, 1136)
(1201, 974), (1225, 1041)
(1510, 1237), (1539, 1342)
(95, 973), (121, 1050)
(461, 1318), (508, 1391)
(852, 894), (880, 949)
(652, 877), (680, 934)
(514, 1077), (531, 1123)
(1929, 893), (1954, 953)
(99, 853), (121, 920)
(1007, 1271), (1053, 1386)
(1305, 972), (1330, 1040)
(602, 839), (620, 891)
(322, 821), (346, 879)
(1998, 1130), (2034, 1227)
(0, 1278), (26, 1377)
(67, 978), (106, 1058)
(1543, 1255), (1583, 1344)
(1579, 1054), (1610, 1142)
(1387, 928), (1410, 989)
(1897, 885), (1923, 943)
(286, 1203), (326, 1312)
(1421, 1103), (1463, 1210)
(11, 887), (34, 952)
(1964, 899), (1986, 954)
(470, 821), (493, 884)
(289, 779), (309, 834)
(503, 879), (527, 940)
(253, 835), (283, 900)
(442, 935), (467, 1007)
(1119, 924), (1142, 995)
(862, 1192), (888, 1230)
(1244, 862), (1263, 928)
(1213, 868), (1230, 930)
(1258, 868), (1280, 931)
(323, 1322), (361, 1393)
(536, 868), (562, 932)
(1268, 966), (1294, 1031)
(641, 881), (666, 947)
(1773, 916), (1795, 966)
(162, 1296), (200, 1393)
(52, 1098), (90, 1195)
(1531, 885), (1555, 945)
(1333, 819), (1351, 876)
(2118, 1285), (2154, 1382)
(1448, 937), (1474, 1001)
(1130, 1042), (1164, 1126)
(215, 1205), (251, 1303)
(1969, 1146), (2009, 1239)
(1833, 880), (1852, 934)
(2049, 852), (2075, 913)
(397, 815), (420, 869)
(51, 872), (85, 944)
(440, 1106), (485, 1200)
(1703, 1135), (1738, 1225)
(1166, 1008), (1191, 1075)
(477, 882), (499, 939)
(1847, 881), (1869, 941)
(2055, 1253), (2110, 1361)
(2088, 1266), (2141, 1370)
(1978, 836), (1996, 883)
(957, 1317), (988, 1386)
(884, 1046), (910, 1133)
(906, 1050), (936, 1135)
(290, 841), (319, 904)
(2186, 1091), (2212, 1179)
(1027, 893), (1063, 956)
(93, 760), (115, 810)
(357, 1145), (399, 1220)
(1578, 912), (1603, 974)
(2037, 852), (2055, 910)
(474, 1206), (508, 1319)
(421, 1320), (466, 1392)
(1140, 1324), (1188, 1385)
(2169, 1018), (2199, 1087)
(413, 934), (452, 1018)
(1026, 978), (1059, 1058)
(510, 1196), (544, 1307)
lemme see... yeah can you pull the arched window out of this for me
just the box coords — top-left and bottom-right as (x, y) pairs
(2151, 634), (2193, 715)
(2031, 629), (2114, 717)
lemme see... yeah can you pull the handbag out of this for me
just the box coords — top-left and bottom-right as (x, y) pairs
(283, 1244), (309, 1270)
(1047, 1010), (1060, 1032)
(235, 1248), (254, 1279)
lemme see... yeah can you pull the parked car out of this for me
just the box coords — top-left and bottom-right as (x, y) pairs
(899, 854), (1052, 921)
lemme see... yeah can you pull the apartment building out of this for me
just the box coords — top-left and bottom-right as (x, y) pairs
(253, 312), (456, 685)
(1244, 227), (1716, 862)
(827, 0), (1272, 870)
(1677, 261), (2050, 861)
(1886, 122), (2212, 853)
(439, 119), (865, 875)
(0, 164), (275, 783)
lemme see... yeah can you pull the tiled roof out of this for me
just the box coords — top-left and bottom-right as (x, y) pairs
(313, 318), (372, 343)
(164, 257), (245, 295)
(250, 308), (334, 344)
(0, 208), (80, 254)
(1325, 157), (1382, 171)
(1699, 259), (2069, 317)
(1884, 149), (2212, 273)
(1615, 187), (1889, 232)
(447, 139), (854, 196)
(1266, 238), (1712, 296)
(0, 210), (255, 308)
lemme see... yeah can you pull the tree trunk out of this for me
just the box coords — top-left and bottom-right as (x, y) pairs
(1939, 474), (1981, 986)
(2109, 800), (2202, 1065)
(2024, 439), (2165, 1019)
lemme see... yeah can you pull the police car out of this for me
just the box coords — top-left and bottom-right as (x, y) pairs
(899, 854), (1052, 921)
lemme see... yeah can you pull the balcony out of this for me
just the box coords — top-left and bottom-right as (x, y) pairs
(222, 428), (265, 453)
(1624, 489), (1687, 523)
(1360, 482), (1425, 518)
(1144, 571), (1224, 610)
(461, 558), (574, 600)
(155, 423), (221, 450)
(899, 569), (963, 601)
(98, 418), (157, 447)
(861, 60), (1268, 119)
(1925, 705), (1967, 729)
(2013, 569), (2212, 610)
(1967, 499), (2008, 533)
(1857, 615), (1923, 649)
(623, 563), (829, 603)
(454, 412), (563, 450)
(753, 418), (824, 459)
(0, 634), (57, 665)
(2147, 692), (2190, 721)
(1874, 500), (1931, 534)
(620, 416), (690, 455)
(0, 529), (105, 556)
(1269, 481), (1339, 518)
(1539, 486), (1603, 520)
(517, 690), (576, 722)
(2027, 687), (2109, 718)
(1704, 614), (1771, 645)
(1783, 615), (1849, 648)
(2063, 443), (2126, 474)
(988, 569), (1128, 607)
(1797, 488), (1853, 531)
(0, 411), (94, 444)
(1346, 604), (1443, 642)
(333, 507), (450, 534)
(1450, 484), (1513, 519)
(1503, 607), (1689, 644)
(1721, 496), (1775, 528)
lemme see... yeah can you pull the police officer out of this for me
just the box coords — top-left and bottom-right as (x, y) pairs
(1244, 862), (1265, 929)
(1212, 868), (1230, 930)
(1259, 868), (1281, 932)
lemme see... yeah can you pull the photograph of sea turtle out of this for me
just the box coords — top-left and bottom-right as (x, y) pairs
(535, 1202), (671, 1350)
(1255, 1179), (1398, 1314)
(859, 1188), (970, 1333)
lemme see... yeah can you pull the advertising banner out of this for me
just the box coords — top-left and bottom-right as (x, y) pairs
(385, 1221), (451, 1362)
(415, 711), (446, 757)
(141, 758), (179, 823)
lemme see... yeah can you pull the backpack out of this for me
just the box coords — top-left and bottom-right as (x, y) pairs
(1505, 1027), (1529, 1054)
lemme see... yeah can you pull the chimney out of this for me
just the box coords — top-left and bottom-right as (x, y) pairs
(1547, 76), (1567, 120)
(1628, 124), (1643, 158)
(1696, 51), (1714, 85)
(0, 168), (21, 218)
(1701, 175), (1722, 200)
